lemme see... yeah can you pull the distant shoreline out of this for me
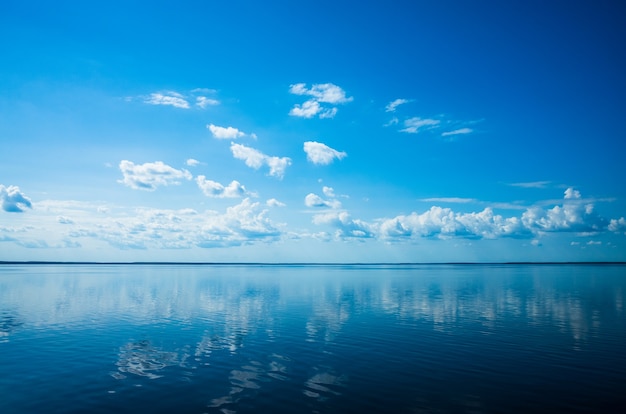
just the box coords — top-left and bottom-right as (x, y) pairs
(1, 261), (625, 266)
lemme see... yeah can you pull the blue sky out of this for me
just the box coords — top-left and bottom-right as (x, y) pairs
(1, 0), (626, 262)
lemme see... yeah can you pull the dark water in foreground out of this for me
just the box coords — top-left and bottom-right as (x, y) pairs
(0, 264), (625, 413)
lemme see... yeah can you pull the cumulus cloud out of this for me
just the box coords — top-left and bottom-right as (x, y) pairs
(521, 188), (606, 233)
(304, 193), (342, 209)
(0, 185), (32, 213)
(230, 143), (291, 179)
(207, 124), (247, 139)
(118, 160), (192, 191)
(303, 141), (347, 165)
(441, 128), (473, 137)
(312, 211), (375, 239)
(378, 207), (528, 240)
(144, 91), (190, 109)
(608, 217), (626, 232)
(322, 186), (335, 198)
(308, 187), (619, 243)
(400, 117), (440, 134)
(289, 83), (352, 119)
(196, 176), (250, 198)
(266, 198), (286, 207)
(385, 98), (411, 112)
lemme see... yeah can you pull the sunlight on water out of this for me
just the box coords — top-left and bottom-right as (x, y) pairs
(0, 264), (625, 413)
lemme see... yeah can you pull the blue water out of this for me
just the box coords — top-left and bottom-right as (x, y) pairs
(1, 264), (625, 413)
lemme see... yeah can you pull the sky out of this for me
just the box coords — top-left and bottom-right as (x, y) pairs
(1, 0), (626, 263)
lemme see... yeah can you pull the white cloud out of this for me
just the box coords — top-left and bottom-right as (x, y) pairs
(196, 96), (220, 108)
(196, 176), (250, 198)
(207, 124), (246, 139)
(289, 100), (322, 119)
(289, 83), (352, 119)
(266, 198), (286, 207)
(384, 117), (399, 127)
(385, 98), (411, 112)
(230, 143), (291, 179)
(312, 211), (374, 239)
(186, 158), (200, 167)
(608, 217), (626, 232)
(521, 188), (605, 233)
(441, 128), (473, 137)
(304, 193), (341, 209)
(144, 92), (190, 109)
(303, 141), (347, 165)
(0, 185), (32, 213)
(378, 207), (528, 240)
(289, 83), (352, 104)
(322, 186), (335, 198)
(400, 117), (440, 134)
(57, 216), (74, 224)
(510, 181), (551, 189)
(420, 197), (477, 203)
(118, 160), (192, 191)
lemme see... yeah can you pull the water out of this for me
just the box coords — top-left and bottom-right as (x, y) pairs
(1, 264), (625, 413)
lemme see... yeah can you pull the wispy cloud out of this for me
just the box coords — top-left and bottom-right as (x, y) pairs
(420, 197), (477, 203)
(196, 96), (220, 108)
(196, 176), (251, 198)
(118, 160), (192, 191)
(385, 98), (411, 112)
(230, 143), (291, 179)
(441, 127), (473, 137)
(399, 117), (440, 134)
(303, 141), (347, 165)
(289, 83), (352, 119)
(186, 158), (201, 167)
(0, 184), (32, 213)
(509, 181), (551, 189)
(137, 89), (220, 109)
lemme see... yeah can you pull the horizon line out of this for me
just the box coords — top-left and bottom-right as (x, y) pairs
(1, 261), (625, 266)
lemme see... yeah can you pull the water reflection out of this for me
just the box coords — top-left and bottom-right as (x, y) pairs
(0, 264), (625, 413)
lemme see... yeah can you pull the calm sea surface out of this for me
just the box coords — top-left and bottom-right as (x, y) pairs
(1, 264), (625, 413)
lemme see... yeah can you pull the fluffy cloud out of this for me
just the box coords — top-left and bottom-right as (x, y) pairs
(385, 98), (411, 112)
(230, 143), (291, 179)
(441, 128), (473, 137)
(400, 117), (440, 134)
(289, 83), (352, 119)
(303, 141), (347, 165)
(378, 207), (528, 240)
(196, 176), (250, 198)
(266, 198), (286, 207)
(118, 160), (192, 191)
(518, 187), (608, 234)
(312, 211), (375, 239)
(305, 193), (341, 209)
(0, 185), (32, 213)
(310, 187), (617, 242)
(143, 91), (190, 109)
(207, 124), (247, 139)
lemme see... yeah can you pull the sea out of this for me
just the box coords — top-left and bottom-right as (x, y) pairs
(1, 263), (625, 413)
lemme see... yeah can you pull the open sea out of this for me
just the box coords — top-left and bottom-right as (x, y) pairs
(1, 263), (625, 413)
